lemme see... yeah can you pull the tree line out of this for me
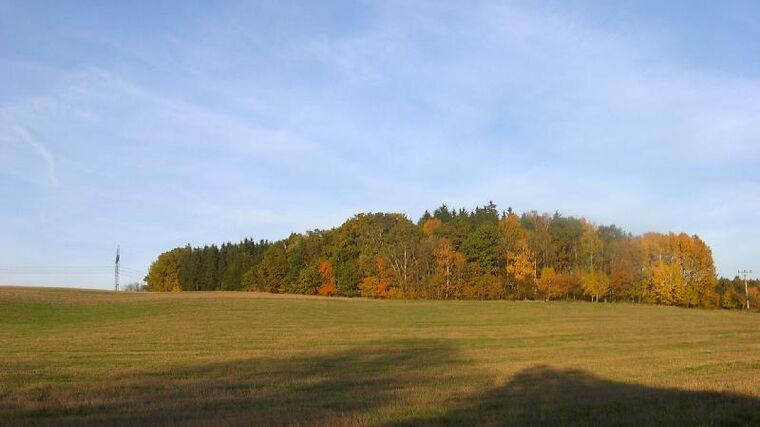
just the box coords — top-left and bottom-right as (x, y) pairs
(146, 202), (757, 309)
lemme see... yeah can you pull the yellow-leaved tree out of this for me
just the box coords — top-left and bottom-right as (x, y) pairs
(506, 240), (536, 299)
(146, 248), (185, 292)
(433, 237), (465, 299)
(537, 266), (563, 301)
(647, 259), (685, 305)
(582, 270), (609, 303)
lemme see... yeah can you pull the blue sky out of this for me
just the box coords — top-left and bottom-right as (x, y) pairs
(1, 0), (759, 288)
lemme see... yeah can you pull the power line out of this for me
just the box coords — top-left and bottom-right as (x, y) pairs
(0, 264), (146, 271)
(0, 261), (147, 285)
(0, 267), (145, 274)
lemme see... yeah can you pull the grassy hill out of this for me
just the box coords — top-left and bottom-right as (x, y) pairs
(1, 287), (758, 426)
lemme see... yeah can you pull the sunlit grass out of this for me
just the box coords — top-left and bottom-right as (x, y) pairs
(1, 287), (758, 426)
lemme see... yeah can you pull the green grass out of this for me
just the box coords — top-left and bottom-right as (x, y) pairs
(1, 287), (759, 426)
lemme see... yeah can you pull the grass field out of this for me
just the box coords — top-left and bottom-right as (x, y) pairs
(1, 287), (759, 426)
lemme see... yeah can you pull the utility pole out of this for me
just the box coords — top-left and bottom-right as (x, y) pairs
(115, 245), (120, 292)
(738, 269), (752, 310)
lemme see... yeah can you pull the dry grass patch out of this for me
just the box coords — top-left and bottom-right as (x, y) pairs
(1, 287), (758, 426)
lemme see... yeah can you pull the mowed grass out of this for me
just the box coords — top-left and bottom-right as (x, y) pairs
(1, 287), (759, 426)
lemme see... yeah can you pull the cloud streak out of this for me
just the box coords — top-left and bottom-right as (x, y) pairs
(14, 125), (58, 187)
(0, 116), (59, 187)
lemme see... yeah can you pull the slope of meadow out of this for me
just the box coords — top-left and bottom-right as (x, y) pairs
(0, 287), (758, 426)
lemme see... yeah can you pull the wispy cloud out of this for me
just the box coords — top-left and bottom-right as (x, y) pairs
(0, 117), (59, 187)
(14, 125), (58, 187)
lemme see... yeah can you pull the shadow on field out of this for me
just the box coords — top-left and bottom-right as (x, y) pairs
(393, 365), (760, 427)
(10, 342), (465, 426)
(8, 344), (760, 426)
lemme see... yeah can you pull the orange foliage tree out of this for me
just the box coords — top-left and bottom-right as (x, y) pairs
(537, 266), (563, 301)
(359, 257), (392, 298)
(317, 259), (336, 296)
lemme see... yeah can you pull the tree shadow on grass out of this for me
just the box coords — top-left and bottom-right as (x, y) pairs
(393, 365), (760, 427)
(8, 341), (468, 426)
(7, 345), (760, 427)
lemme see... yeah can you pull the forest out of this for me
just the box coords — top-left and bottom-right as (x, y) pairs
(145, 202), (758, 309)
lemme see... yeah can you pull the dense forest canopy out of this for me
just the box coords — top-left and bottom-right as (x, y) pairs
(146, 202), (758, 309)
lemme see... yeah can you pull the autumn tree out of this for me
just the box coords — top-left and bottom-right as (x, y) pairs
(683, 235), (719, 308)
(506, 240), (536, 299)
(479, 273), (504, 300)
(645, 260), (685, 305)
(522, 211), (554, 272)
(608, 260), (636, 301)
(433, 237), (465, 299)
(359, 257), (392, 298)
(580, 221), (602, 271)
(256, 243), (288, 293)
(499, 210), (526, 253)
(317, 259), (336, 296)
(582, 270), (609, 303)
(146, 248), (186, 292)
(421, 218), (442, 237)
(637, 233), (718, 308)
(537, 266), (562, 301)
(381, 217), (422, 296)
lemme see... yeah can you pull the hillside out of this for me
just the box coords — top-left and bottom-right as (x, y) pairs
(1, 287), (758, 426)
